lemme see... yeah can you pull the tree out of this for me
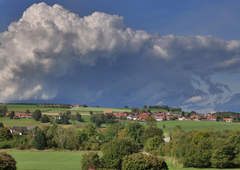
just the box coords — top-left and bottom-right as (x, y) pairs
(0, 152), (17, 170)
(104, 123), (125, 141)
(89, 111), (93, 115)
(32, 129), (47, 150)
(25, 109), (30, 113)
(32, 109), (42, 121)
(145, 136), (164, 151)
(9, 111), (14, 119)
(145, 116), (157, 127)
(124, 106), (129, 108)
(181, 111), (185, 116)
(81, 152), (102, 170)
(147, 109), (151, 113)
(122, 153), (168, 170)
(0, 122), (3, 128)
(0, 127), (12, 142)
(126, 122), (145, 145)
(141, 126), (164, 145)
(75, 112), (82, 121)
(102, 137), (139, 170)
(211, 138), (235, 168)
(41, 114), (50, 123)
(131, 107), (139, 113)
(143, 105), (147, 109)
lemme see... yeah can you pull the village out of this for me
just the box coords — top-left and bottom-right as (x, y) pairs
(104, 110), (234, 122)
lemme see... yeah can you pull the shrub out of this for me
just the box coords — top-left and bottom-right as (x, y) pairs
(0, 152), (17, 170)
(17, 143), (25, 150)
(122, 153), (168, 170)
(81, 152), (103, 170)
(25, 143), (32, 149)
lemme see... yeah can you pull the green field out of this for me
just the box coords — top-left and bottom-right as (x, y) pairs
(156, 120), (240, 133)
(0, 117), (48, 127)
(7, 151), (91, 170)
(7, 104), (71, 114)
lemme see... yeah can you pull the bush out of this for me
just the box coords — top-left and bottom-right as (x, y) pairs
(122, 153), (168, 170)
(101, 137), (139, 170)
(17, 143), (25, 150)
(25, 143), (32, 149)
(0, 152), (17, 170)
(81, 152), (103, 170)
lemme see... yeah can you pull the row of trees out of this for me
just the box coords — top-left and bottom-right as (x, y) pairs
(90, 113), (116, 127)
(148, 105), (182, 112)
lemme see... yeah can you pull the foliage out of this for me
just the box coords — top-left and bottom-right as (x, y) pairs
(0, 152), (17, 170)
(9, 111), (15, 119)
(145, 135), (164, 151)
(0, 122), (3, 128)
(141, 126), (163, 145)
(145, 116), (157, 127)
(118, 128), (127, 137)
(32, 109), (42, 121)
(81, 152), (103, 170)
(131, 107), (139, 112)
(0, 127), (12, 142)
(104, 123), (125, 141)
(32, 129), (47, 150)
(122, 153), (168, 170)
(101, 137), (139, 170)
(125, 122), (145, 145)
(41, 114), (50, 123)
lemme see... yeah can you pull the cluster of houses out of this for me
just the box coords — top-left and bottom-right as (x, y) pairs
(104, 111), (229, 122)
(9, 127), (34, 135)
(6, 112), (32, 119)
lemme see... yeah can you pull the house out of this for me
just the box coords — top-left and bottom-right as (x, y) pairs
(206, 116), (216, 121)
(156, 116), (165, 121)
(132, 116), (139, 121)
(166, 115), (174, 120)
(13, 112), (32, 119)
(223, 118), (233, 122)
(127, 114), (134, 120)
(178, 116), (187, 121)
(139, 113), (150, 121)
(10, 127), (34, 135)
(104, 111), (113, 115)
(190, 115), (201, 121)
(114, 112), (127, 117)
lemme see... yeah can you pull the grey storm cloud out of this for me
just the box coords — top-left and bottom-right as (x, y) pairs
(0, 2), (240, 112)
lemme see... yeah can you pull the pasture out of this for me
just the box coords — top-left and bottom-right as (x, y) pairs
(156, 120), (240, 133)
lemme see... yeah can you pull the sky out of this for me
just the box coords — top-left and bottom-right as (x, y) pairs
(0, 0), (240, 113)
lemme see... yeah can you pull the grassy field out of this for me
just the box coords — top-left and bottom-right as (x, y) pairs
(5, 150), (239, 170)
(156, 120), (240, 133)
(7, 150), (91, 170)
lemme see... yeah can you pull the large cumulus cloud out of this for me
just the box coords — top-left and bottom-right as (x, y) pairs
(0, 2), (240, 113)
